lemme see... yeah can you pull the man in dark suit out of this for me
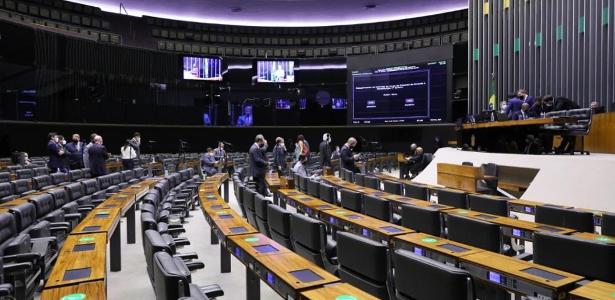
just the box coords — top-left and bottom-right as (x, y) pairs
(340, 137), (360, 173)
(408, 147), (426, 179)
(318, 133), (332, 168)
(504, 97), (524, 119)
(512, 103), (533, 120)
(65, 133), (85, 170)
(88, 135), (110, 177)
(516, 89), (535, 107)
(47, 132), (64, 173)
(249, 134), (269, 196)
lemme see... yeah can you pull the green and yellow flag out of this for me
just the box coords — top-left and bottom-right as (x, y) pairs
(488, 73), (497, 110)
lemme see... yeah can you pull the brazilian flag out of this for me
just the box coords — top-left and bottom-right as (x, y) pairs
(488, 73), (497, 110)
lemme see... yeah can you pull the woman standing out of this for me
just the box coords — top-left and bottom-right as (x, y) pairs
(121, 140), (137, 170)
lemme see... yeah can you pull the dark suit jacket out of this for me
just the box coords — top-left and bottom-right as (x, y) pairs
(272, 145), (286, 169)
(523, 96), (536, 107)
(512, 110), (532, 120)
(504, 98), (524, 117)
(47, 140), (63, 169)
(88, 144), (110, 176)
(318, 141), (331, 167)
(249, 143), (268, 177)
(340, 145), (358, 172)
(65, 141), (85, 166)
(554, 98), (580, 111)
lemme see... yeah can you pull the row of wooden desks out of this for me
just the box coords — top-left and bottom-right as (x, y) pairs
(199, 175), (377, 300)
(278, 187), (615, 299)
(40, 178), (160, 300)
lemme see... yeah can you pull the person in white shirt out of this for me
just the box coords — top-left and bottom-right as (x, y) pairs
(292, 155), (308, 177)
(120, 140), (137, 170)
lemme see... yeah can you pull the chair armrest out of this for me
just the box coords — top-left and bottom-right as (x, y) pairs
(174, 252), (198, 260)
(64, 213), (83, 221)
(185, 261), (205, 271)
(199, 284), (224, 299)
(0, 283), (13, 296)
(173, 237), (191, 247)
(4, 253), (41, 263)
(77, 207), (92, 214)
(50, 226), (70, 237)
(167, 227), (186, 236)
(4, 262), (34, 273)
(514, 253), (533, 261)
(50, 221), (71, 228)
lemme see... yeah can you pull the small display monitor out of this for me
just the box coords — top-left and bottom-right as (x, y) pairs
(83, 226), (101, 232)
(512, 229), (522, 237)
(210, 205), (223, 210)
(381, 226), (404, 233)
(63, 268), (92, 281)
(437, 243), (470, 253)
(218, 214), (233, 219)
(230, 227), (248, 234)
(289, 269), (324, 283)
(183, 56), (222, 81)
(414, 247), (425, 256)
(347, 215), (362, 220)
(94, 213), (109, 219)
(332, 98), (347, 109)
(73, 243), (96, 252)
(275, 99), (291, 110)
(521, 267), (566, 281)
(257, 60), (295, 83)
(299, 97), (307, 110)
(253, 244), (279, 254)
(488, 271), (502, 283)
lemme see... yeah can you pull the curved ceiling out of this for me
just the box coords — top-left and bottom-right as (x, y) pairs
(71, 0), (468, 27)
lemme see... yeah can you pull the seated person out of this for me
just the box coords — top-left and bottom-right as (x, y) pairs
(529, 97), (547, 117)
(201, 147), (218, 176)
(591, 100), (606, 114)
(292, 155), (308, 177)
(512, 103), (533, 120)
(400, 143), (417, 179)
(409, 147), (426, 179)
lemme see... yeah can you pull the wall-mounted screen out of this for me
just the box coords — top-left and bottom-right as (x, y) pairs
(183, 56), (222, 81)
(275, 99), (291, 110)
(257, 60), (295, 83)
(350, 60), (448, 124)
(332, 98), (347, 110)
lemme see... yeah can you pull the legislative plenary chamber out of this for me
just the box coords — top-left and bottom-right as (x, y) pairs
(1, 0), (615, 299)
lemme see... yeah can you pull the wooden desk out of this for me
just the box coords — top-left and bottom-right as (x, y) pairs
(445, 209), (576, 242)
(105, 160), (123, 172)
(41, 281), (106, 300)
(319, 207), (413, 244)
(71, 208), (122, 272)
(436, 163), (481, 193)
(462, 117), (572, 130)
(569, 280), (615, 300)
(45, 233), (107, 288)
(382, 194), (455, 214)
(572, 232), (615, 245)
(392, 233), (484, 266)
(459, 251), (583, 299)
(266, 173), (291, 205)
(102, 192), (138, 244)
(507, 199), (612, 227)
(278, 189), (337, 218)
(226, 233), (292, 259)
(299, 282), (379, 300)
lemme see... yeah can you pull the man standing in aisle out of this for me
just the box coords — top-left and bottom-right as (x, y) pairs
(340, 137), (360, 173)
(83, 133), (97, 169)
(319, 133), (332, 168)
(65, 133), (85, 170)
(88, 135), (110, 177)
(249, 134), (269, 196)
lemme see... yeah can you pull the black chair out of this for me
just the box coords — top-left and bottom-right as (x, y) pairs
(363, 175), (379, 190)
(342, 169), (354, 183)
(236, 184), (247, 218)
(403, 182), (428, 200)
(337, 232), (389, 298)
(307, 179), (320, 198)
(565, 108), (593, 155)
(446, 214), (501, 253)
(354, 173), (365, 187)
(289, 213), (337, 273)
(467, 194), (509, 217)
(535, 206), (594, 233)
(267, 205), (292, 249)
(0, 172), (10, 183)
(143, 229), (203, 284)
(383, 180), (402, 195)
(50, 173), (68, 185)
(253, 194), (271, 237)
(28, 193), (74, 233)
(243, 188), (258, 227)
(534, 232), (615, 282)
(340, 189), (362, 213)
(435, 188), (468, 209)
(298, 175), (309, 193)
(318, 183), (337, 204)
(401, 205), (442, 237)
(31, 175), (54, 191)
(391, 249), (475, 300)
(10, 179), (34, 197)
(0, 183), (16, 203)
(363, 195), (391, 222)
(81, 168), (92, 179)
(33, 167), (48, 177)
(68, 169), (83, 182)
(603, 213), (615, 237)
(152, 252), (223, 300)
(476, 163), (498, 194)
(15, 169), (34, 180)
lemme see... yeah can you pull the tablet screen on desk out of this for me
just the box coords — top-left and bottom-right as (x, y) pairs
(299, 197), (312, 201)
(437, 243), (470, 253)
(218, 214), (233, 219)
(63, 267), (91, 281)
(230, 227), (248, 234)
(347, 215), (362, 220)
(521, 267), (566, 281)
(535, 225), (562, 232)
(253, 244), (279, 254)
(73, 243), (95, 252)
(429, 204), (445, 209)
(94, 213), (109, 219)
(210, 205), (223, 210)
(290, 269), (323, 283)
(380, 226), (403, 233)
(318, 205), (333, 209)
(475, 214), (498, 220)
(103, 204), (117, 208)
(83, 226), (101, 232)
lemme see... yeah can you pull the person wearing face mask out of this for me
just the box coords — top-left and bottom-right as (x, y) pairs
(340, 137), (360, 173)
(57, 135), (70, 173)
(89, 135), (110, 177)
(273, 137), (287, 174)
(319, 133), (332, 168)
(47, 132), (64, 173)
(83, 133), (97, 169)
(249, 134), (270, 196)
(65, 133), (85, 170)
(499, 100), (508, 114)
(201, 147), (218, 176)
(129, 132), (141, 165)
